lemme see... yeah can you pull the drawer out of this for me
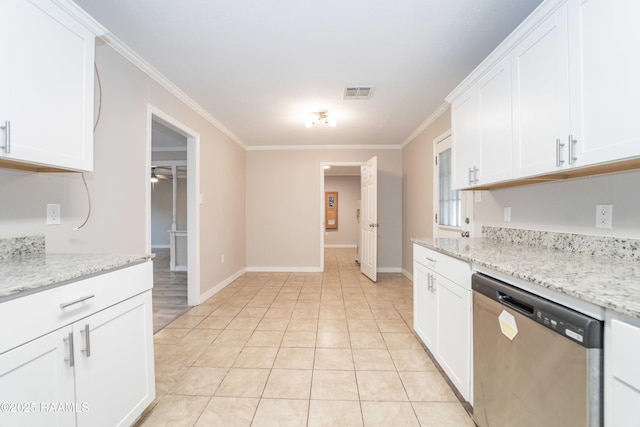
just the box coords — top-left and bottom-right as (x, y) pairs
(413, 243), (471, 288)
(0, 261), (152, 355)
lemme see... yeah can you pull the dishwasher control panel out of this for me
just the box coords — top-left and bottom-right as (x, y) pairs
(536, 309), (585, 344)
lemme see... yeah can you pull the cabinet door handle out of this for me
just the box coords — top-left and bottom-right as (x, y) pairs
(64, 331), (75, 367)
(424, 257), (437, 263)
(473, 166), (479, 184)
(60, 294), (95, 309)
(468, 167), (473, 185)
(568, 134), (577, 165)
(1, 121), (9, 153)
(555, 138), (565, 167)
(83, 324), (91, 357)
(431, 275), (437, 291)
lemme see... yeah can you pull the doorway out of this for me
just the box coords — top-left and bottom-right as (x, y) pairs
(320, 162), (362, 272)
(146, 106), (201, 331)
(320, 157), (377, 282)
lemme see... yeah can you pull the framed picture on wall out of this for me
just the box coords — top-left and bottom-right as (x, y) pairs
(325, 191), (338, 229)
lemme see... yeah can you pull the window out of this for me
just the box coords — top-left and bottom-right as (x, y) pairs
(436, 141), (462, 228)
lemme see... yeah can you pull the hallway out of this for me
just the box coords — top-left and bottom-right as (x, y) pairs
(152, 248), (189, 332)
(138, 248), (474, 426)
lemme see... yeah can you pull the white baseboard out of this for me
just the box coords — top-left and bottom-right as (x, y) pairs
(377, 267), (402, 273)
(324, 244), (357, 248)
(151, 245), (170, 249)
(245, 266), (323, 273)
(401, 268), (413, 281)
(198, 267), (247, 304)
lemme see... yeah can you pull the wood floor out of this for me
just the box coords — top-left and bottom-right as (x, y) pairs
(153, 248), (189, 333)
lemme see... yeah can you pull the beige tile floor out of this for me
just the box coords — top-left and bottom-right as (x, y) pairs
(136, 248), (476, 427)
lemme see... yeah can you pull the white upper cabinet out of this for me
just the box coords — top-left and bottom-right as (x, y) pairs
(451, 89), (479, 189)
(512, 3), (571, 177)
(0, 0), (94, 171)
(448, 0), (640, 188)
(477, 57), (513, 184)
(451, 58), (513, 189)
(569, 0), (640, 166)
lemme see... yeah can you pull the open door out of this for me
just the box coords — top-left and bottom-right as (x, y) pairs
(360, 156), (377, 282)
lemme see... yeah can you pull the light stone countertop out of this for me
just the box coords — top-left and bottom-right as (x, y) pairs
(0, 253), (154, 302)
(412, 237), (640, 319)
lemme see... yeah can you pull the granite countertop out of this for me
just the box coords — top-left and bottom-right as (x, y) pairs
(412, 236), (640, 319)
(0, 253), (153, 302)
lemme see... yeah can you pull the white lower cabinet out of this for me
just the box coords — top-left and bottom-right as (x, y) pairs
(605, 317), (640, 427)
(413, 243), (472, 402)
(0, 326), (76, 427)
(0, 262), (155, 427)
(436, 274), (471, 400)
(413, 261), (437, 350)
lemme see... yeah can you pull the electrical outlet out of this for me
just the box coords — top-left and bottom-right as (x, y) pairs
(503, 207), (511, 222)
(474, 191), (482, 203)
(595, 204), (612, 229)
(46, 204), (61, 225)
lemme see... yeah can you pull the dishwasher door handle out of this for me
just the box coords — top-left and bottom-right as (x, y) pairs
(497, 292), (534, 316)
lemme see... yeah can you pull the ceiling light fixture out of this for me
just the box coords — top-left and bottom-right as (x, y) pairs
(150, 167), (159, 184)
(305, 110), (336, 128)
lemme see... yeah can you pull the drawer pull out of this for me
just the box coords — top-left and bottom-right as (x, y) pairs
(60, 294), (95, 309)
(425, 257), (437, 263)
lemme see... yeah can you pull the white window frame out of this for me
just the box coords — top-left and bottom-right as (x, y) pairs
(433, 131), (473, 238)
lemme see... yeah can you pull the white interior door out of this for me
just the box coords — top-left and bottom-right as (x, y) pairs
(360, 156), (377, 282)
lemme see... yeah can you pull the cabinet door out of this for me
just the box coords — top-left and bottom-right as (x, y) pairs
(451, 89), (479, 189)
(0, 326), (76, 427)
(436, 275), (471, 401)
(1, 0), (94, 171)
(477, 57), (513, 185)
(569, 0), (640, 167)
(74, 291), (155, 427)
(608, 319), (640, 427)
(413, 261), (437, 351)
(512, 3), (571, 178)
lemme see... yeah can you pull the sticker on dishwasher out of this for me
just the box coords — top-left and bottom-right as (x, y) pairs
(498, 310), (518, 340)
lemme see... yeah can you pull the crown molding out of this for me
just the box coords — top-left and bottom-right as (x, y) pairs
(400, 102), (450, 148)
(55, 0), (247, 150)
(246, 144), (402, 151)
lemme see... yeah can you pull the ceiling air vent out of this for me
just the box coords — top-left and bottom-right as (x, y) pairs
(344, 86), (373, 99)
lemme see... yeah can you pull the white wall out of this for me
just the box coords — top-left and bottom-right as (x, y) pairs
(473, 169), (640, 239)
(246, 148), (402, 271)
(0, 43), (246, 300)
(324, 175), (360, 247)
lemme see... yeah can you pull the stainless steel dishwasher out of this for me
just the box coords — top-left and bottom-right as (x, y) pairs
(472, 273), (603, 427)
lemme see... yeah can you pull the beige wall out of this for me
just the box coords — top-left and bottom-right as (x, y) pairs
(401, 109), (452, 275)
(324, 175), (360, 247)
(0, 43), (246, 300)
(246, 149), (402, 271)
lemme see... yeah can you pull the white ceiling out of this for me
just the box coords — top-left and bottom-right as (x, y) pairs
(74, 0), (542, 148)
